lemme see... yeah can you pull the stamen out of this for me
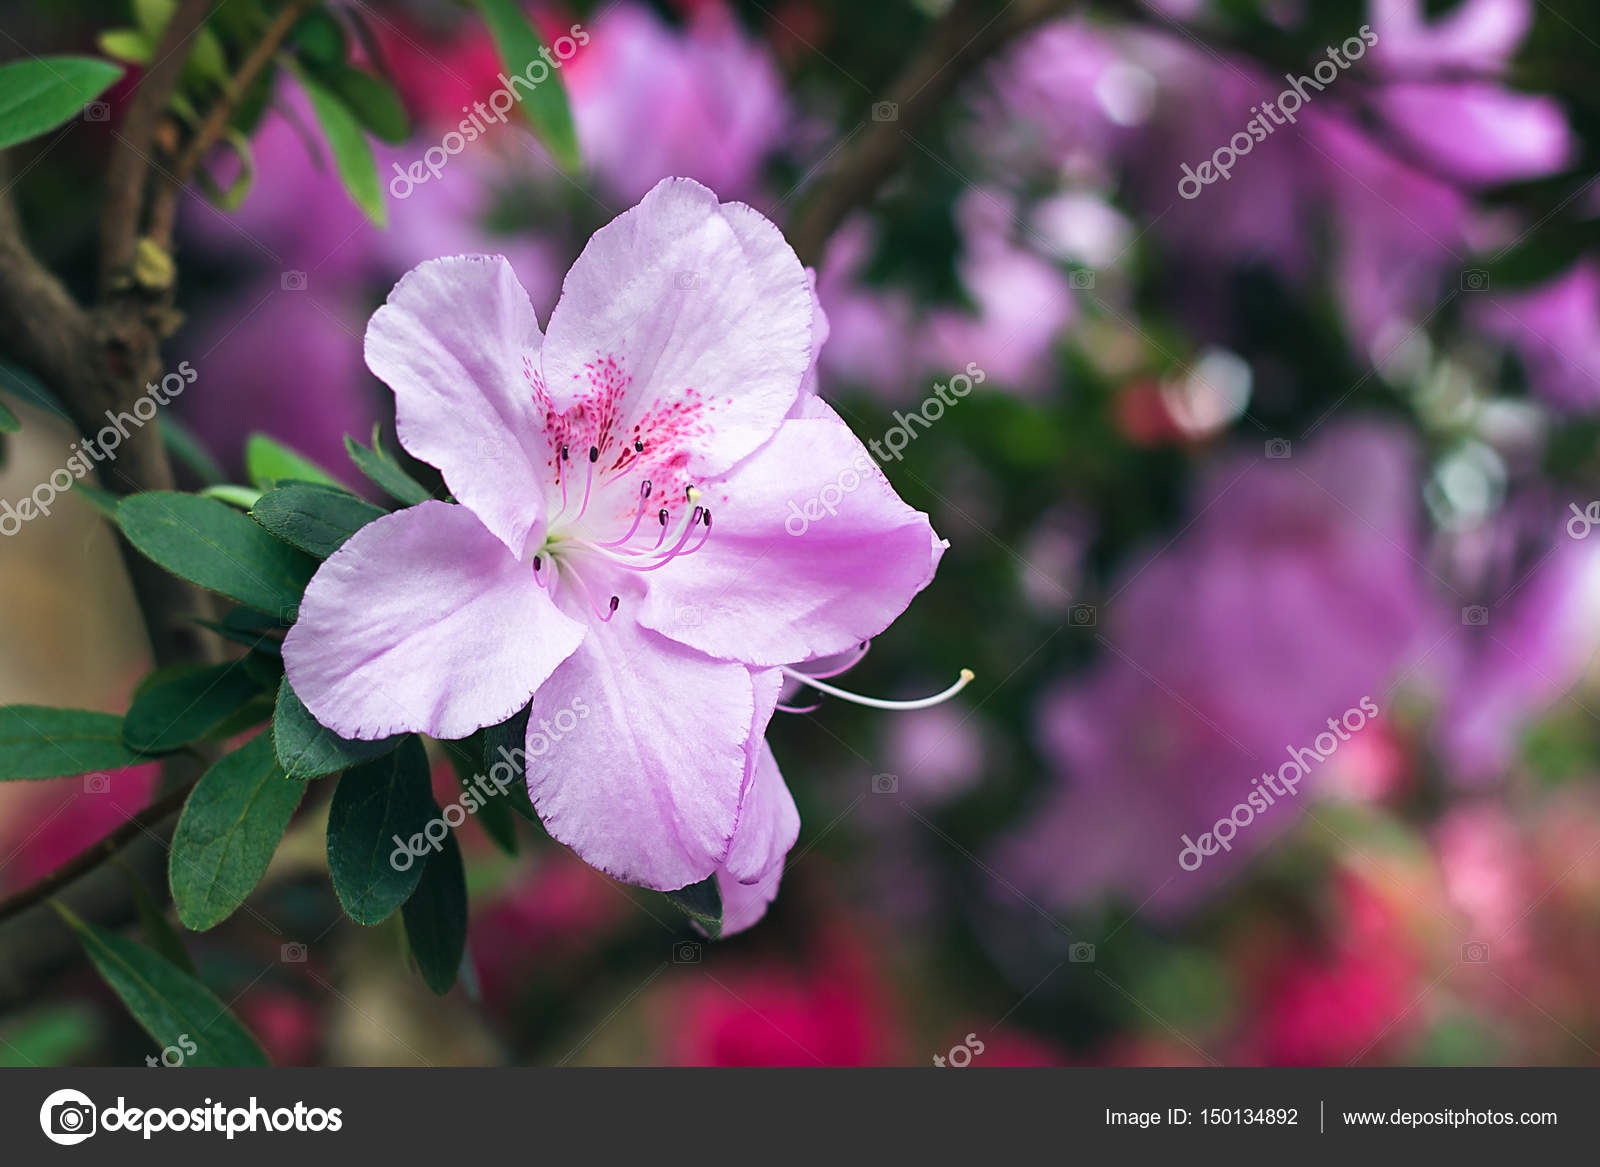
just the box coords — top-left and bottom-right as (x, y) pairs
(566, 571), (618, 623)
(776, 699), (824, 714)
(573, 448), (599, 521)
(634, 439), (644, 453)
(632, 506), (702, 572)
(805, 640), (872, 679)
(595, 480), (654, 548)
(778, 666), (975, 711)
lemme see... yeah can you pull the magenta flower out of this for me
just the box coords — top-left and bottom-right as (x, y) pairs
(283, 179), (949, 930)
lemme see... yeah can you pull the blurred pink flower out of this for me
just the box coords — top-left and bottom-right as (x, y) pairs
(1001, 421), (1434, 915)
(565, 2), (789, 206)
(0, 761), (160, 890)
(1477, 262), (1600, 411)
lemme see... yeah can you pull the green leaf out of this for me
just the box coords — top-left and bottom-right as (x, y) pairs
(117, 491), (317, 619)
(0, 358), (70, 421)
(0, 706), (151, 779)
(402, 829), (467, 995)
(200, 483), (264, 509)
(291, 6), (348, 69)
(326, 739), (434, 925)
(0, 57), (124, 150)
(97, 29), (154, 66)
(479, 707), (539, 823)
(443, 737), (517, 856)
(295, 66), (385, 226)
(54, 903), (268, 1065)
(169, 734), (305, 931)
(123, 662), (266, 753)
(72, 480), (120, 520)
(134, 0), (176, 38)
(471, 0), (580, 172)
(0, 1005), (98, 1067)
(273, 677), (401, 779)
(251, 482), (384, 559)
(344, 428), (432, 506)
(325, 66), (409, 144)
(665, 876), (722, 940)
(0, 396), (17, 433)
(245, 432), (341, 490)
(112, 856), (196, 976)
(159, 415), (226, 485)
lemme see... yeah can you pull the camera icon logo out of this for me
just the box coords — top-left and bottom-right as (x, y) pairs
(674, 271), (703, 290)
(1460, 269), (1491, 292)
(871, 101), (898, 122)
(280, 941), (308, 963)
(1068, 269), (1096, 290)
(1461, 941), (1491, 963)
(281, 270), (308, 292)
(673, 940), (702, 964)
(1265, 438), (1292, 459)
(871, 772), (898, 795)
(1069, 942), (1096, 963)
(1461, 605), (1489, 626)
(1068, 604), (1097, 627)
(82, 772), (111, 795)
(83, 101), (110, 123)
(40, 1088), (97, 1145)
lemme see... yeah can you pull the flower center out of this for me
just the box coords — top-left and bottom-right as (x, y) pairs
(533, 440), (713, 623)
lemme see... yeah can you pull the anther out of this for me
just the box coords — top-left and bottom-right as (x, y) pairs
(588, 446), (599, 463)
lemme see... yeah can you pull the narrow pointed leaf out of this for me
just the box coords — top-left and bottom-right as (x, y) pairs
(471, 0), (580, 172)
(0, 706), (151, 779)
(0, 57), (124, 150)
(244, 432), (340, 490)
(54, 903), (268, 1065)
(117, 491), (317, 618)
(344, 430), (432, 506)
(295, 67), (386, 226)
(123, 662), (266, 753)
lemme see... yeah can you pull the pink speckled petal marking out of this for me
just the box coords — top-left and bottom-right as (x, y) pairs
(538, 178), (815, 482)
(638, 401), (945, 666)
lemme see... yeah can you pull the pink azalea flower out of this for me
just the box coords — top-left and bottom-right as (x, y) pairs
(283, 178), (950, 930)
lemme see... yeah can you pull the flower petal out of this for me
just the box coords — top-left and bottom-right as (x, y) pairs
(525, 616), (755, 890)
(724, 669), (797, 883)
(715, 860), (784, 936)
(283, 501), (584, 740)
(539, 178), (814, 478)
(639, 402), (946, 665)
(365, 255), (550, 557)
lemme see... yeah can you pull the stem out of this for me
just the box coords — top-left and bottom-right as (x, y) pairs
(146, 0), (316, 250)
(0, 780), (198, 928)
(100, 0), (217, 293)
(786, 0), (1076, 267)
